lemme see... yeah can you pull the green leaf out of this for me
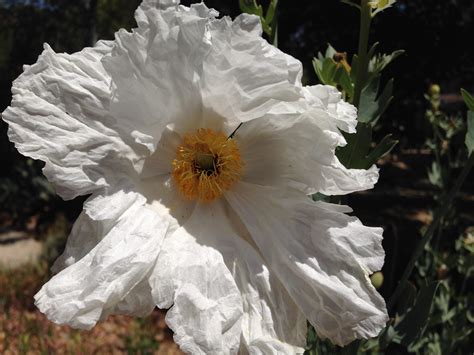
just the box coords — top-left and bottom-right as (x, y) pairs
(394, 282), (440, 346)
(271, 18), (278, 46)
(313, 44), (354, 96)
(358, 76), (394, 125)
(337, 124), (397, 169)
(337, 122), (372, 169)
(312, 58), (322, 78)
(265, 0), (278, 24)
(461, 88), (474, 111)
(367, 42), (380, 60)
(322, 58), (338, 83)
(335, 65), (354, 99)
(312, 58), (324, 84)
(379, 325), (397, 349)
(368, 50), (404, 79)
(239, 0), (263, 17)
(466, 111), (474, 155)
(367, 77), (393, 124)
(313, 44), (337, 69)
(324, 43), (338, 59)
(261, 21), (272, 36)
(311, 192), (332, 203)
(371, 0), (397, 16)
(340, 0), (361, 10)
(369, 0), (395, 9)
(374, 78), (394, 124)
(312, 57), (338, 85)
(240, 0), (278, 37)
(428, 161), (443, 188)
(396, 282), (417, 315)
(364, 134), (398, 168)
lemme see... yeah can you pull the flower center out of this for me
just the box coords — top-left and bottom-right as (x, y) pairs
(172, 128), (243, 202)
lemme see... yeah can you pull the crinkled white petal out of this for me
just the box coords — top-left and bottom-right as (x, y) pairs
(321, 163), (379, 196)
(102, 2), (217, 150)
(52, 182), (147, 271)
(236, 113), (378, 196)
(104, 1), (305, 148)
(303, 85), (358, 133)
(226, 182), (388, 346)
(139, 173), (196, 235)
(2, 42), (143, 199)
(196, 201), (306, 354)
(140, 126), (182, 178)
(35, 192), (169, 329)
(51, 210), (158, 321)
(114, 278), (157, 318)
(51, 211), (98, 273)
(52, 179), (189, 320)
(201, 13), (303, 132)
(149, 203), (243, 355)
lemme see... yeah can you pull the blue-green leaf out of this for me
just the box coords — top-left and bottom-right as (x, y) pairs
(393, 281), (440, 346)
(358, 76), (394, 125)
(371, 0), (397, 16)
(313, 57), (338, 85)
(340, 0), (361, 10)
(379, 325), (397, 349)
(367, 42), (380, 61)
(324, 43), (338, 59)
(364, 134), (398, 168)
(337, 122), (372, 169)
(367, 50), (404, 85)
(239, 0), (263, 17)
(396, 282), (417, 315)
(466, 111), (474, 155)
(461, 88), (474, 111)
(265, 0), (278, 24)
(334, 65), (354, 98)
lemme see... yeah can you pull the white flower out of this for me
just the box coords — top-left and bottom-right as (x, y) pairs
(2, 0), (388, 353)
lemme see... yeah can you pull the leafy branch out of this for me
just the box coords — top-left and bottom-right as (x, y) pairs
(239, 0), (279, 45)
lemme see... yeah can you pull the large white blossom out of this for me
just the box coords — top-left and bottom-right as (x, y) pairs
(2, 0), (388, 353)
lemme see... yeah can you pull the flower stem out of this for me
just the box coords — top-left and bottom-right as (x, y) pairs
(387, 153), (474, 311)
(270, 3), (278, 47)
(352, 0), (372, 108)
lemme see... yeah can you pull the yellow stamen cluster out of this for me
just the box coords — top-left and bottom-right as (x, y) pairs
(173, 128), (243, 202)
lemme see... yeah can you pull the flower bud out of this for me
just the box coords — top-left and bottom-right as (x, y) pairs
(333, 52), (351, 73)
(369, 0), (389, 9)
(370, 272), (384, 289)
(429, 84), (441, 96)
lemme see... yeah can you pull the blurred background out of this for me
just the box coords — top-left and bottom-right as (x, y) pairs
(0, 0), (473, 353)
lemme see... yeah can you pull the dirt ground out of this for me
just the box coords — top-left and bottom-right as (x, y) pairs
(0, 231), (42, 269)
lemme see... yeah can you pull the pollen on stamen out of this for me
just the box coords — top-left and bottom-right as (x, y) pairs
(172, 128), (243, 202)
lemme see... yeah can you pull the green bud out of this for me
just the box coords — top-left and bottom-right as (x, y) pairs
(429, 84), (441, 96)
(369, 0), (389, 9)
(369, 0), (396, 16)
(370, 271), (384, 289)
